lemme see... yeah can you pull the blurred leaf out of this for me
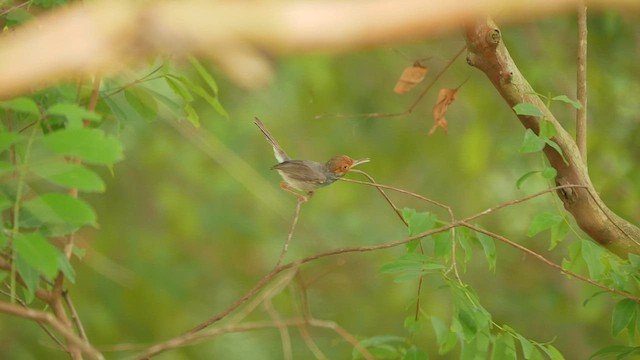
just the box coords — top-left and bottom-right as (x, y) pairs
(539, 120), (557, 139)
(549, 218), (570, 250)
(14, 232), (59, 280)
(541, 344), (565, 360)
(33, 0), (68, 8)
(590, 346), (640, 359)
(516, 334), (535, 359)
(457, 228), (473, 264)
(513, 103), (544, 117)
(403, 346), (428, 360)
(492, 333), (517, 360)
(541, 166), (557, 180)
(125, 87), (158, 121)
(519, 129), (545, 153)
(433, 230), (452, 260)
(15, 254), (38, 303)
(23, 193), (97, 227)
(32, 162), (106, 192)
(475, 230), (496, 270)
(189, 57), (220, 95)
(552, 95), (582, 109)
(516, 170), (540, 189)
(5, 9), (33, 27)
(47, 103), (102, 129)
(612, 299), (638, 336)
(0, 97), (39, 114)
(0, 193), (12, 212)
(527, 212), (563, 237)
(41, 128), (123, 165)
(0, 133), (23, 154)
(0, 161), (14, 176)
(431, 316), (457, 354)
(543, 138), (568, 164)
(402, 209), (437, 252)
(353, 336), (404, 360)
(404, 316), (422, 335)
(57, 252), (76, 284)
(581, 240), (606, 280)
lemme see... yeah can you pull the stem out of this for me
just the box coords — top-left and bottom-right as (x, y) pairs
(9, 121), (39, 303)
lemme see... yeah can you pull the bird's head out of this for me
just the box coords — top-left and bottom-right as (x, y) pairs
(326, 155), (370, 177)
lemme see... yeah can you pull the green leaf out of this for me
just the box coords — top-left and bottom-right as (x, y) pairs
(552, 95), (582, 109)
(23, 193), (97, 227)
(402, 209), (437, 252)
(353, 336), (404, 360)
(189, 57), (220, 95)
(57, 252), (76, 283)
(516, 170), (540, 189)
(541, 166), (557, 180)
(0, 132), (23, 153)
(475, 230), (496, 270)
(543, 138), (567, 164)
(31, 162), (106, 192)
(541, 344), (565, 360)
(432, 316), (457, 355)
(513, 103), (544, 117)
(404, 316), (422, 335)
(125, 87), (158, 121)
(590, 346), (640, 359)
(47, 103), (102, 129)
(581, 240), (605, 280)
(15, 254), (38, 303)
(0, 193), (12, 212)
(516, 334), (535, 359)
(14, 233), (60, 280)
(612, 299), (638, 336)
(403, 346), (428, 360)
(539, 120), (557, 139)
(0, 97), (39, 114)
(492, 333), (517, 360)
(527, 212), (563, 237)
(519, 129), (546, 153)
(41, 128), (123, 165)
(549, 218), (570, 250)
(433, 230), (452, 260)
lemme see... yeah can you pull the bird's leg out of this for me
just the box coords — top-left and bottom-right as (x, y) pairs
(279, 183), (308, 203)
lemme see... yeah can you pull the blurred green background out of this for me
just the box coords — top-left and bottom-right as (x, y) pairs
(3, 10), (640, 360)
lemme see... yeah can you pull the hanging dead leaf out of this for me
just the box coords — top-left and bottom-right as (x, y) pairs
(394, 62), (428, 94)
(429, 88), (458, 136)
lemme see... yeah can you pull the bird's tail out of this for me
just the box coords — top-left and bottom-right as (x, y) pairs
(254, 117), (290, 163)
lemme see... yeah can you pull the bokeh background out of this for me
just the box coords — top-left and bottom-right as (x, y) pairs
(3, 9), (640, 360)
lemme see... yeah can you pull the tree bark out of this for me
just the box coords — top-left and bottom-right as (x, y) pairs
(463, 19), (640, 257)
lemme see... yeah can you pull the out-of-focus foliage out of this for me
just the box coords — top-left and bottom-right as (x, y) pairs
(0, 3), (639, 359)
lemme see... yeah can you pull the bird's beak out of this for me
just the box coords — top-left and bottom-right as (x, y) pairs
(351, 158), (370, 168)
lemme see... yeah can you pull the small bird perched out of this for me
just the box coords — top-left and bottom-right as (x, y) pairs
(254, 117), (369, 202)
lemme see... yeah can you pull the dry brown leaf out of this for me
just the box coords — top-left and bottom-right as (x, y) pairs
(428, 88), (458, 135)
(393, 62), (428, 94)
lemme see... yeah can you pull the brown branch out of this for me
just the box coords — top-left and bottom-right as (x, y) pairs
(463, 19), (640, 257)
(576, 4), (588, 162)
(0, 0), (639, 98)
(0, 301), (104, 360)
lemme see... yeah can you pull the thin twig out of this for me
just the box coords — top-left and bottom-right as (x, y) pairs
(277, 198), (304, 267)
(460, 222), (640, 303)
(576, 3), (588, 163)
(348, 170), (407, 226)
(264, 299), (293, 360)
(309, 319), (375, 360)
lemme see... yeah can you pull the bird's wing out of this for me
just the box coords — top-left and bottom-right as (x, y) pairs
(272, 161), (327, 184)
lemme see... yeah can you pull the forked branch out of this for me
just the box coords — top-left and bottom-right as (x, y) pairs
(463, 19), (640, 257)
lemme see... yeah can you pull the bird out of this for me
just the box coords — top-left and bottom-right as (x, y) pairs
(254, 117), (369, 202)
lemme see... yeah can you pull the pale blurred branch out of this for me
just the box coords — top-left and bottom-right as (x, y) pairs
(0, 0), (638, 98)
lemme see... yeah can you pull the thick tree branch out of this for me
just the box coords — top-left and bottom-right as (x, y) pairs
(0, 0), (638, 98)
(576, 4), (588, 162)
(463, 19), (640, 257)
